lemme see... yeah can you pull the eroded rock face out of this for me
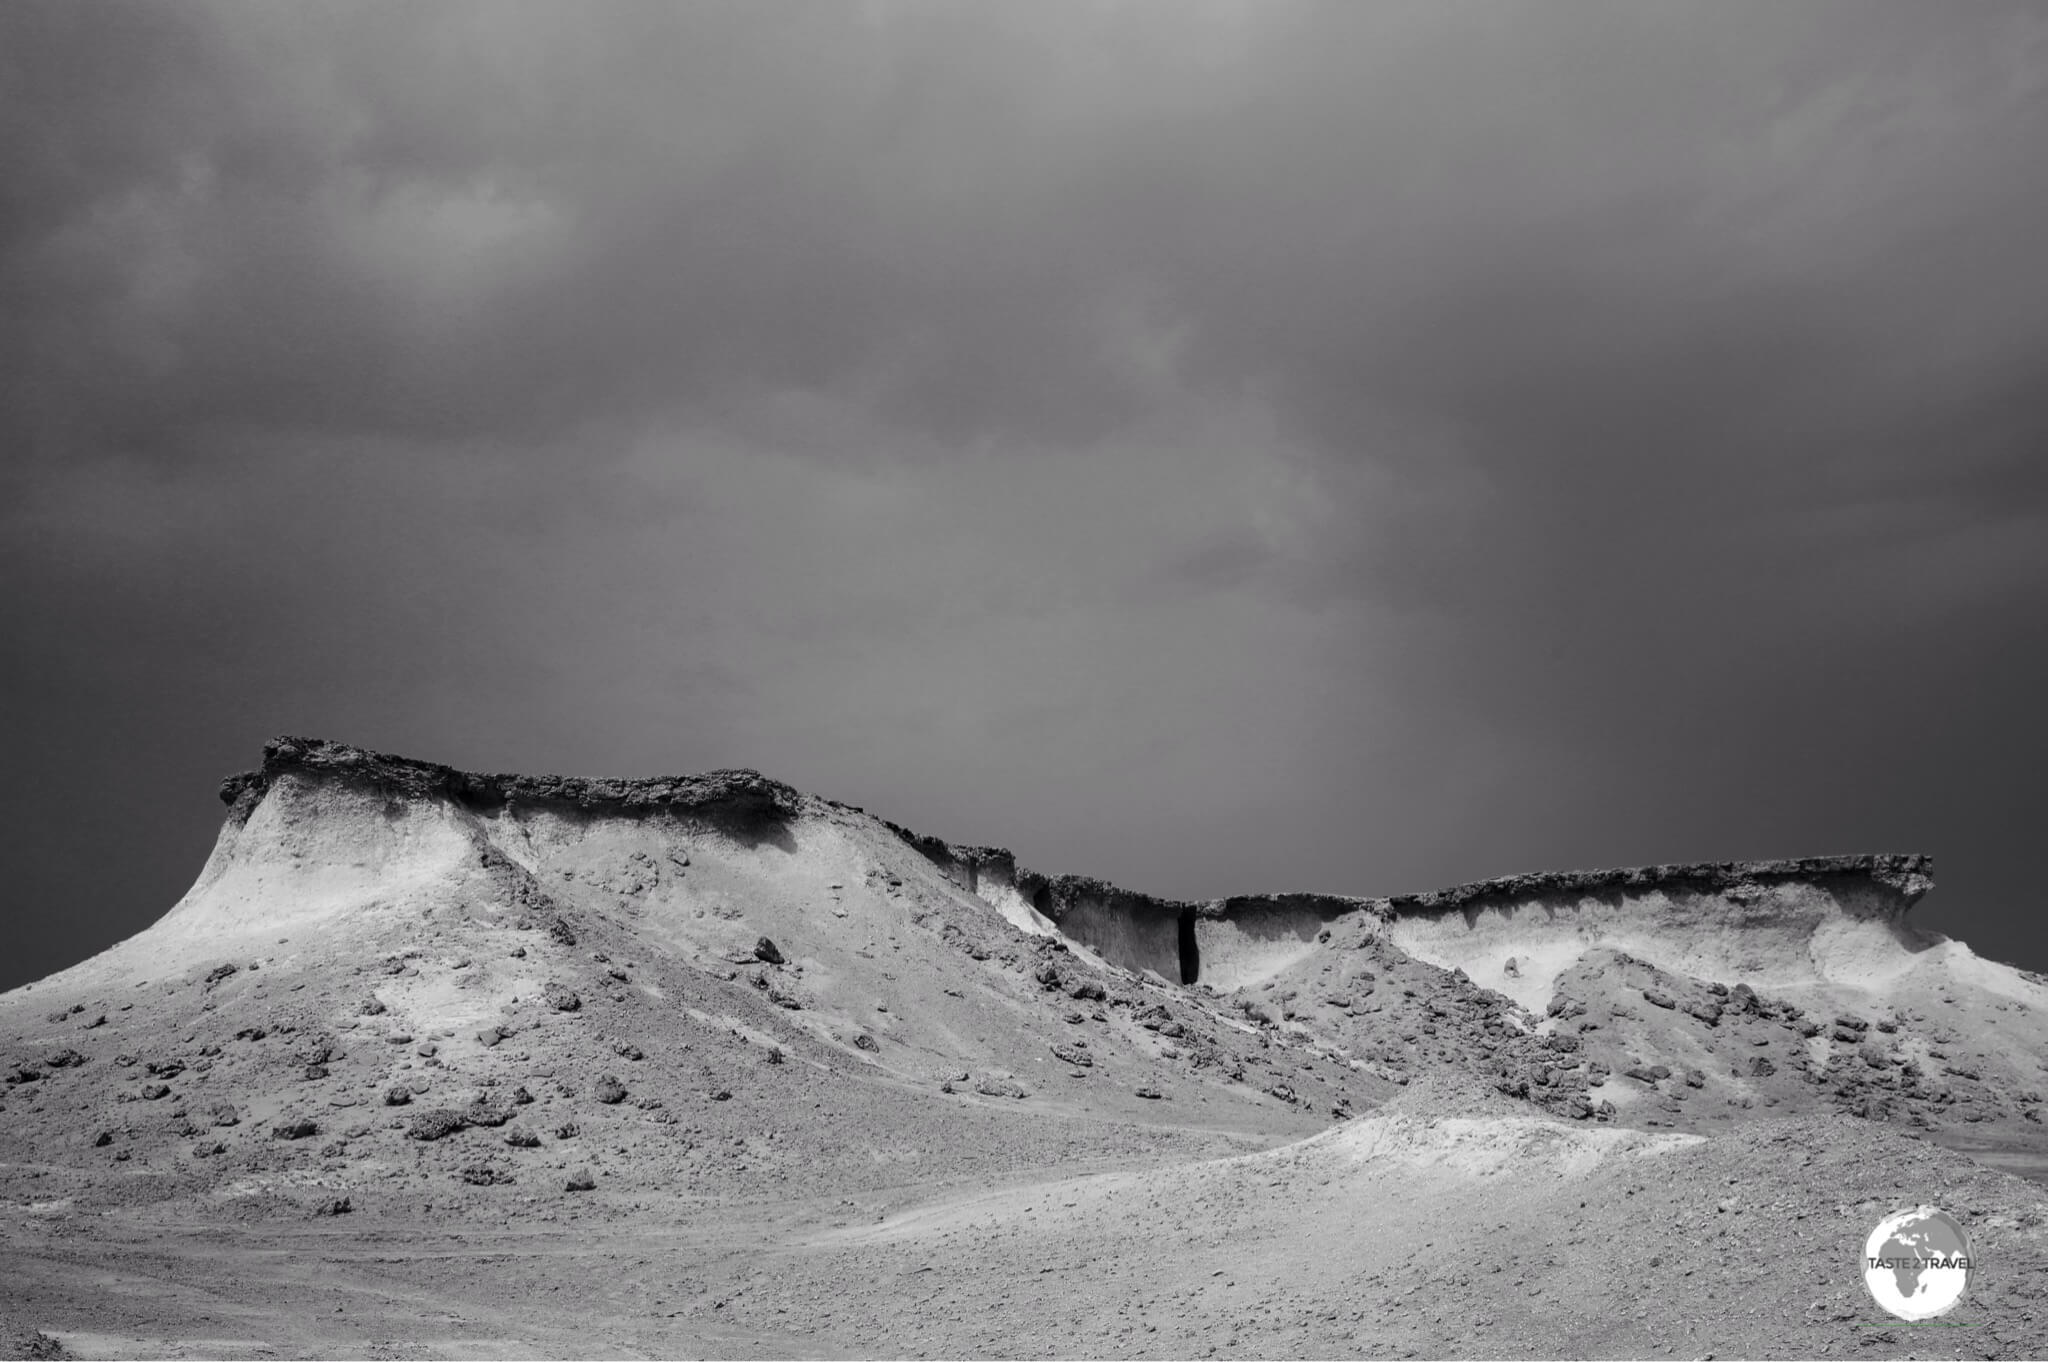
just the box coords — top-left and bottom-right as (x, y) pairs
(893, 800), (1937, 1004)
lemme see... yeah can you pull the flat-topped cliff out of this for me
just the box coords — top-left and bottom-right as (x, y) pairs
(6, 736), (2041, 1203)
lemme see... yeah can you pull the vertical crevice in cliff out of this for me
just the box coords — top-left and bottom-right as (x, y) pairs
(1178, 907), (1201, 985)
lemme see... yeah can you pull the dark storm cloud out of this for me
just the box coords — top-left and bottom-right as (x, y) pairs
(5, 0), (2048, 987)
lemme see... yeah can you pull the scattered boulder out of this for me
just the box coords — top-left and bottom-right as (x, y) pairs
(974, 1078), (1027, 1100)
(44, 1049), (87, 1070)
(1051, 1043), (1094, 1069)
(511, 1086), (534, 1105)
(271, 1117), (319, 1141)
(312, 1196), (353, 1216)
(406, 1108), (468, 1142)
(554, 1122), (581, 1139)
(1135, 1005), (1175, 1031)
(459, 1165), (512, 1186)
(754, 937), (785, 966)
(504, 1128), (541, 1148)
(1642, 990), (1677, 1010)
(383, 1086), (413, 1106)
(593, 1075), (628, 1105)
(464, 1098), (515, 1127)
(853, 1034), (880, 1053)
(140, 1083), (171, 1101)
(475, 1026), (506, 1048)
(12, 1330), (65, 1360)
(92, 1130), (114, 1148)
(210, 1103), (240, 1127)
(1135, 1087), (1164, 1100)
(1748, 1056), (1776, 1077)
(203, 963), (239, 987)
(612, 1043), (643, 1061)
(565, 1169), (597, 1192)
(543, 981), (581, 1013)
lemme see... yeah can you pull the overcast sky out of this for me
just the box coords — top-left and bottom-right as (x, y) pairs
(6, 0), (2048, 990)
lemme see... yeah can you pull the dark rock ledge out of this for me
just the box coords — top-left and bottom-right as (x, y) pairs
(1373, 854), (1933, 916)
(887, 812), (1929, 923)
(218, 735), (802, 825)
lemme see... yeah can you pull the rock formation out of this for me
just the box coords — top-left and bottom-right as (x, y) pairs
(4, 736), (2045, 1356)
